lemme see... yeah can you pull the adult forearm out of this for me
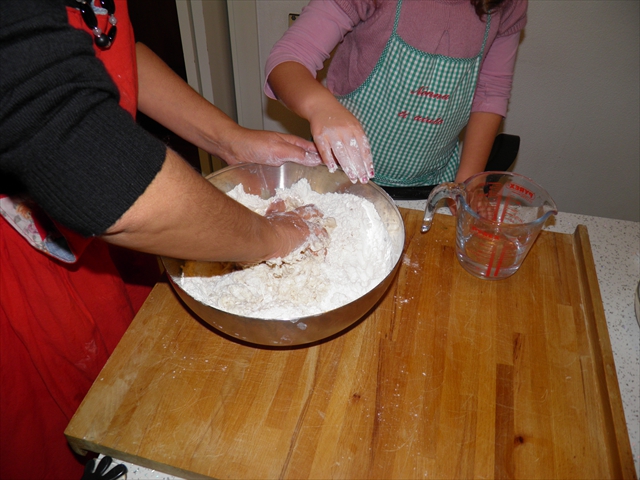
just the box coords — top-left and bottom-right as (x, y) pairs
(136, 44), (321, 168)
(101, 149), (287, 263)
(456, 112), (503, 183)
(135, 43), (240, 157)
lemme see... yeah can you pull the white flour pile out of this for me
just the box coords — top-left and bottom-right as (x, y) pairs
(176, 179), (395, 320)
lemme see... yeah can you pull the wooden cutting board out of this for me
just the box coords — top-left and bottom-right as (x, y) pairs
(65, 210), (637, 480)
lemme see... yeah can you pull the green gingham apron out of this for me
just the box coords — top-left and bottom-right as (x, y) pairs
(337, 0), (491, 186)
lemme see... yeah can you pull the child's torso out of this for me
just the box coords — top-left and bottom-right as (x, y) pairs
(327, 0), (494, 96)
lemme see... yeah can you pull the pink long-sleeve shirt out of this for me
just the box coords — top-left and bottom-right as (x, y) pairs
(265, 0), (528, 117)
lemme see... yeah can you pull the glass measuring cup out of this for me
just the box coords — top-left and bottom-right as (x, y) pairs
(421, 172), (558, 280)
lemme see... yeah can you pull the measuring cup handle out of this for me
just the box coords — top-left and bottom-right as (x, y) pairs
(421, 182), (465, 233)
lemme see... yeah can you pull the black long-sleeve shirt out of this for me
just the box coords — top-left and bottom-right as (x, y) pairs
(0, 0), (166, 236)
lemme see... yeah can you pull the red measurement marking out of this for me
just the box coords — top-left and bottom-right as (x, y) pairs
(471, 225), (500, 241)
(486, 246), (497, 277)
(493, 242), (508, 277)
(482, 237), (509, 278)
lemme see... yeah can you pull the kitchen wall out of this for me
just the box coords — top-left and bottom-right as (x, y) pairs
(503, 1), (639, 222)
(231, 0), (639, 221)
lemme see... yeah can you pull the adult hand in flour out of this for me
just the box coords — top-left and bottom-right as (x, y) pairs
(309, 104), (374, 184)
(265, 199), (329, 259)
(217, 127), (323, 168)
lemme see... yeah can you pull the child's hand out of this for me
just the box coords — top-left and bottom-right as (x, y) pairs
(309, 103), (374, 184)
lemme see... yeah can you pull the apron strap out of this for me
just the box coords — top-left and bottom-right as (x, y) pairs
(391, 0), (403, 36)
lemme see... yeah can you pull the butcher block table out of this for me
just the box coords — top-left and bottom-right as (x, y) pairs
(65, 210), (637, 480)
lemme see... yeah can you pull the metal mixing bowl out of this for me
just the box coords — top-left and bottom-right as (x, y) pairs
(161, 163), (405, 347)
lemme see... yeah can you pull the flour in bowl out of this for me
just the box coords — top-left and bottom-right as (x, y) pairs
(176, 179), (395, 320)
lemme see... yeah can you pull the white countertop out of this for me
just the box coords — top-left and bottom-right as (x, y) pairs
(109, 204), (640, 479)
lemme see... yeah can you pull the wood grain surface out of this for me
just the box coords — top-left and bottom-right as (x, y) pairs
(65, 210), (637, 480)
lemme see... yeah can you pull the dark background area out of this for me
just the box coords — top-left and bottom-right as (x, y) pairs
(128, 0), (200, 170)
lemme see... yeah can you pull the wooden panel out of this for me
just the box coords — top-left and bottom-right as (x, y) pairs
(65, 210), (637, 480)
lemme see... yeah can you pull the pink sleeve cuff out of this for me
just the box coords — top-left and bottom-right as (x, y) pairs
(472, 31), (521, 117)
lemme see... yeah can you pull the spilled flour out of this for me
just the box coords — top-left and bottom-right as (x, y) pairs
(176, 179), (395, 320)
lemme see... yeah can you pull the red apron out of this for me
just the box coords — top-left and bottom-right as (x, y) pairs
(0, 3), (159, 479)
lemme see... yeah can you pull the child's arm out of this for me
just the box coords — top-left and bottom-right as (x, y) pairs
(268, 61), (374, 184)
(457, 29), (523, 183)
(455, 112), (503, 183)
